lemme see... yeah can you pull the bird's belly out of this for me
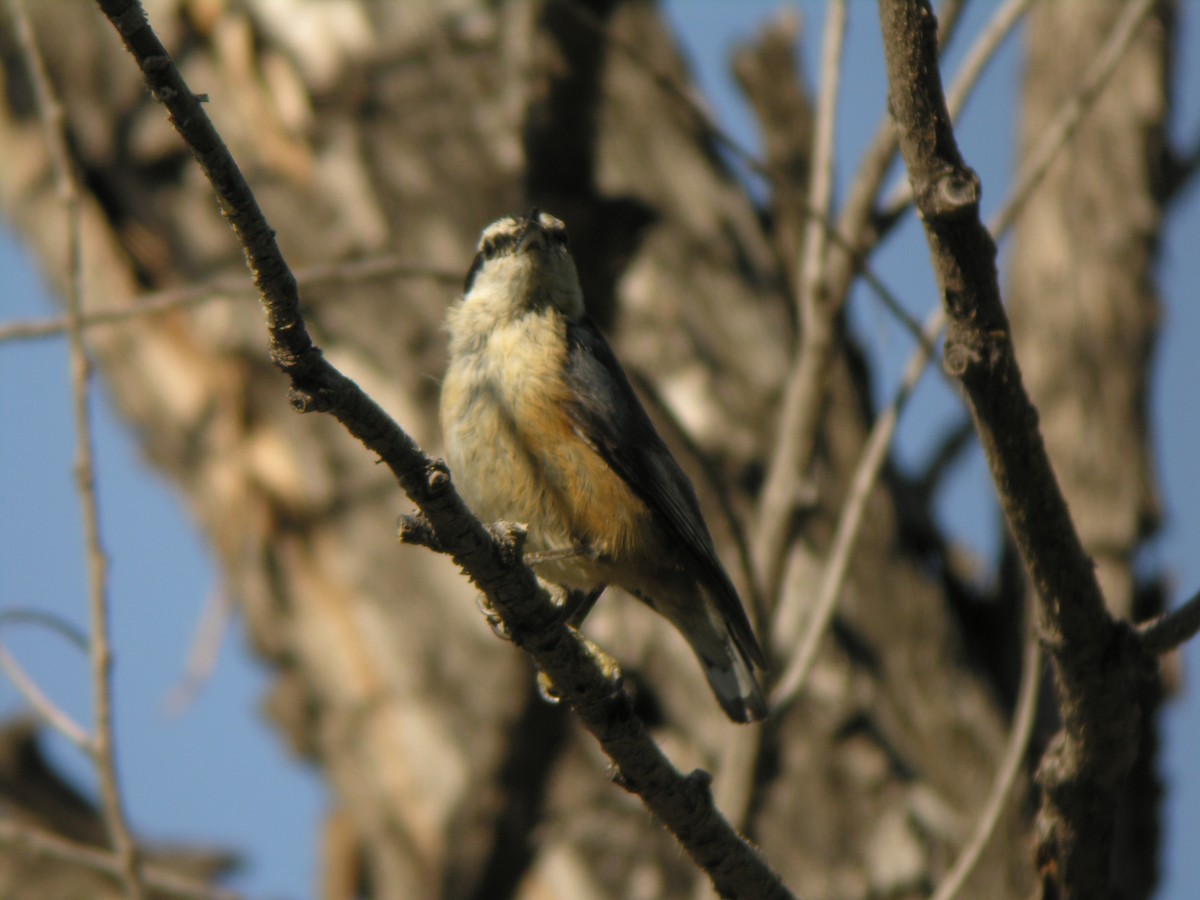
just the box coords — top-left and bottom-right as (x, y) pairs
(441, 349), (651, 589)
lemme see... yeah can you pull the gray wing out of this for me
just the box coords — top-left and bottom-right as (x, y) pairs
(562, 319), (766, 669)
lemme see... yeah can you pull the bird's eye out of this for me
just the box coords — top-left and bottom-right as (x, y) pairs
(549, 229), (569, 249)
(482, 233), (517, 259)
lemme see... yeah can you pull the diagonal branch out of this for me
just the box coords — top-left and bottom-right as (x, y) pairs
(879, 0), (1038, 219)
(0, 641), (91, 749)
(1137, 588), (1200, 656)
(931, 613), (1041, 900)
(876, 1), (1154, 895)
(90, 2), (794, 897)
(989, 0), (1160, 235)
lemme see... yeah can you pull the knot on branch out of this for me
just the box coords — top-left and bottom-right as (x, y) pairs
(425, 460), (452, 495)
(396, 513), (444, 552)
(288, 385), (334, 413)
(942, 334), (981, 378)
(919, 165), (980, 219)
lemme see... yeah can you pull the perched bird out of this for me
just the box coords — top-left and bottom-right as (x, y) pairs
(440, 210), (767, 722)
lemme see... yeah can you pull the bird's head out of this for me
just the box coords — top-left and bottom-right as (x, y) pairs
(462, 210), (584, 320)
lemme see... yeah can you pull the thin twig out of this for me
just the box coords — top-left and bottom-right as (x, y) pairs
(989, 0), (1160, 235)
(753, 0), (848, 601)
(9, 1), (145, 895)
(771, 307), (945, 707)
(825, 0), (1024, 323)
(930, 611), (1041, 900)
(1137, 588), (1200, 656)
(771, 0), (1154, 711)
(92, 3), (793, 896)
(0, 820), (238, 900)
(0, 641), (92, 749)
(742, 0), (1010, 588)
(0, 255), (459, 344)
(0, 608), (90, 651)
(162, 588), (234, 716)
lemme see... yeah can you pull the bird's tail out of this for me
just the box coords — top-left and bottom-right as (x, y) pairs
(696, 634), (768, 723)
(634, 581), (768, 723)
(676, 595), (768, 723)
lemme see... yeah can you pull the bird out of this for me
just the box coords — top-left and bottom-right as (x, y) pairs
(439, 210), (767, 723)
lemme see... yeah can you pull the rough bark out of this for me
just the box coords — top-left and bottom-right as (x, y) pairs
(0, 1), (1089, 896)
(1007, 2), (1171, 896)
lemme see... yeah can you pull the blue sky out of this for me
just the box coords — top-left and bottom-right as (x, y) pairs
(1, 3), (1197, 898)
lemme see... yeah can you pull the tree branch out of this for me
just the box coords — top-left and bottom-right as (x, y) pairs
(931, 615), (1041, 900)
(91, 2), (794, 896)
(771, 305), (945, 708)
(879, 0), (1037, 219)
(1137, 588), (1200, 656)
(876, 1), (1153, 895)
(0, 255), (458, 344)
(0, 820), (237, 900)
(9, 0), (145, 894)
(990, 0), (1161, 235)
(753, 0), (848, 601)
(0, 642), (91, 749)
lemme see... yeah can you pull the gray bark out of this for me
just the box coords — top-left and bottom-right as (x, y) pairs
(1007, 2), (1171, 896)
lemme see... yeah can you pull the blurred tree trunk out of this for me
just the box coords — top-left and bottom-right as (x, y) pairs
(0, 0), (1173, 897)
(1007, 2), (1171, 897)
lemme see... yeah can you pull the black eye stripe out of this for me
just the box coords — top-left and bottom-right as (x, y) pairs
(467, 216), (572, 293)
(482, 232), (519, 259)
(463, 250), (484, 293)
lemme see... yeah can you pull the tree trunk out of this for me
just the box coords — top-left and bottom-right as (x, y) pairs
(1007, 2), (1171, 895)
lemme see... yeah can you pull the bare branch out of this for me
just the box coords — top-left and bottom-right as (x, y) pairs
(769, 0), (1153, 707)
(877, 1), (1154, 894)
(8, 1), (144, 894)
(91, 2), (794, 896)
(765, 0), (1132, 710)
(0, 820), (238, 900)
(162, 588), (234, 715)
(0, 609), (90, 650)
(771, 306), (945, 707)
(1137, 588), (1200, 656)
(931, 616), (1041, 900)
(753, 0), (848, 601)
(827, 0), (1026, 317)
(989, 0), (1160, 235)
(0, 641), (92, 749)
(0, 255), (459, 345)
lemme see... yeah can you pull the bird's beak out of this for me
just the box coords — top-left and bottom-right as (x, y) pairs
(517, 223), (547, 254)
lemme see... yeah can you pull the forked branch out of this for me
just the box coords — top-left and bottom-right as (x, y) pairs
(876, 0), (1157, 895)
